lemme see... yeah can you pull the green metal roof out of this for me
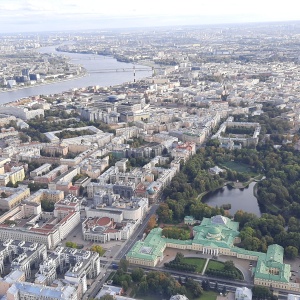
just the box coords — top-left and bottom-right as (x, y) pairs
(127, 215), (292, 286)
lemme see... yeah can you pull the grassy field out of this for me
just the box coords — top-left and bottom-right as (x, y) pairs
(206, 260), (244, 280)
(198, 291), (218, 300)
(222, 161), (254, 173)
(207, 260), (224, 271)
(181, 257), (207, 273)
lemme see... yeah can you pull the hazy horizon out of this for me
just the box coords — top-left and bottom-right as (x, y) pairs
(1, 0), (300, 33)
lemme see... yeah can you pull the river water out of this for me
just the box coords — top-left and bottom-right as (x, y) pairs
(202, 182), (261, 216)
(0, 46), (152, 104)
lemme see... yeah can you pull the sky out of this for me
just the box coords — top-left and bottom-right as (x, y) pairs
(0, 0), (300, 33)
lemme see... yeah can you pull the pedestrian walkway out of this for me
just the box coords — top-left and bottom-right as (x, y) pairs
(202, 258), (210, 275)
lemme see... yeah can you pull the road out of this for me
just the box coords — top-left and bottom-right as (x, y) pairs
(115, 203), (159, 260)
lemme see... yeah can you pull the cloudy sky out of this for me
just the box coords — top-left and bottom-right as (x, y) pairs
(1, 0), (299, 33)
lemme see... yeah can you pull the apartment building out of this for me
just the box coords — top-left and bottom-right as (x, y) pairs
(0, 187), (30, 210)
(0, 166), (25, 186)
(0, 198), (80, 249)
(30, 163), (51, 177)
(34, 165), (68, 184)
(41, 144), (69, 157)
(86, 197), (148, 222)
(25, 189), (64, 204)
(0, 270), (25, 296)
(0, 239), (47, 279)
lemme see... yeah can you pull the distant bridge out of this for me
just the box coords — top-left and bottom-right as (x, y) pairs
(88, 68), (152, 74)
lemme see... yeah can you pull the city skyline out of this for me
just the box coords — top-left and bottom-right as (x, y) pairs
(1, 0), (300, 33)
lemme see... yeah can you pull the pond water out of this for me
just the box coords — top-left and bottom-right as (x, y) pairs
(202, 181), (262, 216)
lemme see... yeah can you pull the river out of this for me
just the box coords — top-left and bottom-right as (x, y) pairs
(0, 46), (152, 104)
(202, 182), (262, 216)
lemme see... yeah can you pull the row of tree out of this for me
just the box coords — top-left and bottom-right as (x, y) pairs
(161, 226), (191, 240)
(112, 259), (203, 299)
(164, 253), (197, 272)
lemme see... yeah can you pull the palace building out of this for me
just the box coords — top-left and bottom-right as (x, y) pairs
(127, 215), (297, 292)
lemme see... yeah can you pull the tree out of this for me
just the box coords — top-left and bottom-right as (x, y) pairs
(146, 215), (157, 231)
(224, 260), (235, 272)
(214, 281), (219, 292)
(185, 277), (203, 297)
(65, 241), (78, 248)
(222, 285), (227, 295)
(202, 279), (210, 291)
(19, 132), (29, 143)
(41, 199), (55, 212)
(122, 280), (129, 291)
(6, 181), (14, 187)
(90, 245), (105, 256)
(119, 258), (129, 272)
(138, 281), (149, 295)
(157, 203), (173, 223)
(285, 246), (298, 259)
(131, 268), (144, 282)
(252, 285), (272, 300)
(174, 252), (184, 263)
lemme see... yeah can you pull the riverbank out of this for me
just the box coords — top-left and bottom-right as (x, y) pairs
(57, 48), (161, 70)
(0, 72), (87, 95)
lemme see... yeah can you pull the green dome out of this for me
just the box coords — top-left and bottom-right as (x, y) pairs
(208, 227), (221, 235)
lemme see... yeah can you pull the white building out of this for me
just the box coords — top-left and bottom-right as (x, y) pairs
(235, 287), (252, 300)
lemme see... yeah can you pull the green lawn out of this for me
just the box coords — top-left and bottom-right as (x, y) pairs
(206, 260), (244, 280)
(197, 291), (218, 300)
(222, 161), (254, 174)
(207, 260), (225, 271)
(181, 257), (206, 273)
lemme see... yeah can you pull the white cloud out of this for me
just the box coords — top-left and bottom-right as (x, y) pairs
(0, 0), (299, 32)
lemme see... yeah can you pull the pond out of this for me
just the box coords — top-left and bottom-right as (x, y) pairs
(202, 181), (262, 216)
